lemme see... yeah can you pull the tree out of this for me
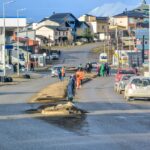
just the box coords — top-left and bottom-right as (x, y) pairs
(82, 28), (93, 41)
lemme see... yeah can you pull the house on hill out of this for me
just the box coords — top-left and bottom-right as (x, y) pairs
(34, 13), (90, 45)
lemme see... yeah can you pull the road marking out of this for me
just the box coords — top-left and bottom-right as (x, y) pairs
(0, 113), (44, 120)
(0, 109), (150, 121)
(89, 109), (150, 115)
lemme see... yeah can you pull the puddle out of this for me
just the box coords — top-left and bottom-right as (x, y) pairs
(40, 115), (89, 135)
(25, 103), (89, 135)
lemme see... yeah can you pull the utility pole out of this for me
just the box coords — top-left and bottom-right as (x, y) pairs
(3, 2), (6, 76)
(17, 8), (26, 76)
(116, 27), (119, 67)
(2, 0), (15, 76)
(142, 35), (145, 64)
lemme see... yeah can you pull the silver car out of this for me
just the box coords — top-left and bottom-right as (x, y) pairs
(124, 76), (150, 101)
(117, 75), (134, 94)
(50, 66), (62, 77)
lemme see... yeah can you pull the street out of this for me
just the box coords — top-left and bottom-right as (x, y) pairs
(0, 43), (150, 150)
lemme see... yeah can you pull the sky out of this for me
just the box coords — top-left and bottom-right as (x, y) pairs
(0, 0), (150, 22)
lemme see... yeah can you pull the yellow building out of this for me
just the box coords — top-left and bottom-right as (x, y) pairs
(78, 14), (109, 40)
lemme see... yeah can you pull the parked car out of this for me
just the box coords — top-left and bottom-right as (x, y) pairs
(115, 68), (136, 82)
(50, 53), (59, 60)
(91, 62), (98, 68)
(116, 75), (134, 94)
(124, 76), (150, 101)
(0, 64), (14, 75)
(50, 65), (62, 77)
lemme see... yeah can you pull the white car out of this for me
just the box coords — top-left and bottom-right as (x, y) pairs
(50, 66), (62, 77)
(50, 53), (59, 60)
(117, 75), (134, 94)
(124, 76), (150, 101)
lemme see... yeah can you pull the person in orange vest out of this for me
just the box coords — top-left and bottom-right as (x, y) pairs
(61, 66), (65, 80)
(76, 69), (81, 89)
(76, 68), (85, 89)
(79, 68), (85, 85)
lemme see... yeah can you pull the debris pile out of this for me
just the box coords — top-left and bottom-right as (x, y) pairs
(41, 102), (86, 116)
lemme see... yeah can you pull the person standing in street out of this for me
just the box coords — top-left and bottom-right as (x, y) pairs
(57, 68), (62, 81)
(67, 75), (76, 101)
(61, 66), (65, 80)
(100, 63), (105, 77)
(30, 62), (34, 71)
(76, 69), (81, 89)
(80, 68), (85, 85)
(97, 64), (100, 76)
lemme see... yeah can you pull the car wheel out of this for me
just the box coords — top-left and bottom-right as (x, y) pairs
(125, 96), (129, 101)
(119, 90), (122, 94)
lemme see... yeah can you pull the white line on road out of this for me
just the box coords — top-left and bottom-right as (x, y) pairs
(89, 109), (150, 115)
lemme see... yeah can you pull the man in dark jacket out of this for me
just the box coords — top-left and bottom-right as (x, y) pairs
(67, 75), (76, 101)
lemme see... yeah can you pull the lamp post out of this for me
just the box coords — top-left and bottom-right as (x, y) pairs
(17, 8), (26, 76)
(2, 0), (15, 76)
(43, 53), (47, 67)
(26, 18), (32, 72)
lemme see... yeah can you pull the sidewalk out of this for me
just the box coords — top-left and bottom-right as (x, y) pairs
(0, 71), (44, 87)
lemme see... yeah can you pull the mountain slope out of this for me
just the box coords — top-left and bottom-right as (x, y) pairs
(88, 2), (136, 17)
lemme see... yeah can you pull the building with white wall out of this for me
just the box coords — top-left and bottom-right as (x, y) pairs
(0, 17), (27, 64)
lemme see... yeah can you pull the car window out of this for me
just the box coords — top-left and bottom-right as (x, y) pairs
(131, 79), (142, 86)
(119, 70), (135, 74)
(122, 76), (132, 80)
(142, 79), (150, 87)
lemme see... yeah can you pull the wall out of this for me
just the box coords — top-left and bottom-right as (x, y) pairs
(112, 17), (128, 29)
(36, 26), (55, 41)
(88, 22), (97, 34)
(0, 18), (26, 27)
(34, 20), (59, 30)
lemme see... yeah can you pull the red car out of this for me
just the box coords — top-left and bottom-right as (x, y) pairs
(115, 68), (137, 82)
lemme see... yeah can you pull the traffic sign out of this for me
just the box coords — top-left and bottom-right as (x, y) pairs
(5, 45), (13, 49)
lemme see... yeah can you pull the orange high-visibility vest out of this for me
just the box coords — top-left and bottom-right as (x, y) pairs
(61, 67), (65, 76)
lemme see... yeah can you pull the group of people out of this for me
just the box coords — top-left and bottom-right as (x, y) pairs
(57, 66), (65, 81)
(97, 63), (111, 77)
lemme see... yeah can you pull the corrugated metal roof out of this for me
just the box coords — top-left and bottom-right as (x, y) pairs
(114, 10), (147, 18)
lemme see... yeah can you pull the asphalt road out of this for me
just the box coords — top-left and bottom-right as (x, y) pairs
(0, 42), (150, 150)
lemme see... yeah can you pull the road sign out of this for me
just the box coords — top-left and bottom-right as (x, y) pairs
(5, 45), (13, 49)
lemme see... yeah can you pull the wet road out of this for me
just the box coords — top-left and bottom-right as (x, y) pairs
(0, 43), (150, 150)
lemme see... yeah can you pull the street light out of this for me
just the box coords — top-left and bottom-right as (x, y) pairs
(43, 53), (47, 67)
(17, 8), (26, 76)
(26, 18), (33, 72)
(2, 0), (15, 76)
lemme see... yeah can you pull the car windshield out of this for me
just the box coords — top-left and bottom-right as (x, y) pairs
(122, 75), (132, 81)
(119, 70), (135, 74)
(131, 78), (150, 87)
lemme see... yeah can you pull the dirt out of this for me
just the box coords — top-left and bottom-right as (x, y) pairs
(41, 102), (86, 116)
(29, 73), (96, 117)
(30, 80), (68, 103)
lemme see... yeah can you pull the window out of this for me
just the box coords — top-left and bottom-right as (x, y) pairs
(55, 31), (58, 36)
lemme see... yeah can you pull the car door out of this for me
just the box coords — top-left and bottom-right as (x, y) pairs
(141, 79), (150, 97)
(131, 79), (143, 97)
